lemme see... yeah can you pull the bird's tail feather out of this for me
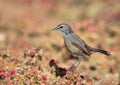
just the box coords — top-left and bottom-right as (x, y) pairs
(91, 48), (110, 56)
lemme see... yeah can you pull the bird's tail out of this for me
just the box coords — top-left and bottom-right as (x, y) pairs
(91, 48), (110, 56)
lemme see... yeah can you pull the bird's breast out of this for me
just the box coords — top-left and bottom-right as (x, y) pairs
(63, 35), (80, 55)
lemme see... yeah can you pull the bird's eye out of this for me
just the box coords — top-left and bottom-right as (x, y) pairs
(60, 26), (63, 28)
(58, 26), (63, 29)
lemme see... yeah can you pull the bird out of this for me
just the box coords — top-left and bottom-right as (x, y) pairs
(52, 23), (110, 68)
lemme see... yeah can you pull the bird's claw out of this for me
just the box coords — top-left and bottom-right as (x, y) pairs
(69, 65), (76, 72)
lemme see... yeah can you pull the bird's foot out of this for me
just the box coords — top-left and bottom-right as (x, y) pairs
(69, 65), (76, 72)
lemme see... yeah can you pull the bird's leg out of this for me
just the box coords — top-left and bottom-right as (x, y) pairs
(70, 60), (78, 69)
(69, 56), (83, 71)
(69, 62), (77, 72)
(75, 56), (83, 68)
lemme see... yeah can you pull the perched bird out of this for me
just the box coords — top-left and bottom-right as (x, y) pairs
(52, 23), (110, 68)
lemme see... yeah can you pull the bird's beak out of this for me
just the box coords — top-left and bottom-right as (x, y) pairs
(52, 28), (57, 31)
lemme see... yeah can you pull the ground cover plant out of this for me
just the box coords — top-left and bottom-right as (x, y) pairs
(0, 0), (120, 85)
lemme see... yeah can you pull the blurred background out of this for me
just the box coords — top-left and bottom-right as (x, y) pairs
(0, 0), (120, 79)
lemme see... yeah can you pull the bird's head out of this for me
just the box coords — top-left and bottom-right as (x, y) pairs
(52, 23), (73, 35)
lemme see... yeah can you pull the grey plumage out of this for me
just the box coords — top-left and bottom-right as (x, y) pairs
(52, 23), (110, 68)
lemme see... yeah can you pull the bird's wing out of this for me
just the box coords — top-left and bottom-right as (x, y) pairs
(70, 34), (90, 55)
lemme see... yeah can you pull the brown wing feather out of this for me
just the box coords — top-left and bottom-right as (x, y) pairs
(70, 34), (91, 56)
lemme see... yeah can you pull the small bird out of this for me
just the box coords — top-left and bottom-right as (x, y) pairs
(52, 23), (110, 68)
